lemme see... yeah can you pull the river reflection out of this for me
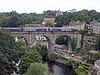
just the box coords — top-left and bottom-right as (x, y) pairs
(47, 62), (77, 75)
(53, 64), (65, 75)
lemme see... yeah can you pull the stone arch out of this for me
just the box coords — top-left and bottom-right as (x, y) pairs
(31, 35), (52, 51)
(54, 34), (72, 50)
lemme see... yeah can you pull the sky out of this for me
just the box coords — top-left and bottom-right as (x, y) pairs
(0, 0), (100, 13)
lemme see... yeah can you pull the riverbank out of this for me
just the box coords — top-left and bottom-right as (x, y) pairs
(47, 61), (77, 75)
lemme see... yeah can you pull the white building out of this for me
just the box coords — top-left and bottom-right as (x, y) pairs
(95, 60), (100, 70)
(36, 35), (47, 41)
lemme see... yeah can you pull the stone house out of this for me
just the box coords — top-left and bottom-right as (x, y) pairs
(42, 18), (55, 27)
(68, 21), (86, 30)
(92, 22), (100, 34)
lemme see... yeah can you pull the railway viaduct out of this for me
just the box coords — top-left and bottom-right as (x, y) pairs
(10, 31), (81, 52)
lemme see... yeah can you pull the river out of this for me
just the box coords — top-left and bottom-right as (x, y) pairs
(47, 61), (77, 75)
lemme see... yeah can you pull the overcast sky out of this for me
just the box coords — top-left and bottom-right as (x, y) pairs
(0, 0), (99, 13)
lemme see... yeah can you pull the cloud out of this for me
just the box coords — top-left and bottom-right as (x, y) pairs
(0, 0), (99, 13)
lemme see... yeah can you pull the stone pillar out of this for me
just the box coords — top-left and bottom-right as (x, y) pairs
(48, 42), (55, 54)
(76, 34), (81, 48)
(68, 39), (71, 50)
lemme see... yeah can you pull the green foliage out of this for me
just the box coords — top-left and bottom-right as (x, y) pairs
(75, 63), (89, 75)
(63, 55), (91, 75)
(90, 52), (100, 61)
(83, 44), (93, 51)
(0, 29), (21, 61)
(79, 29), (88, 48)
(45, 19), (55, 27)
(0, 59), (13, 75)
(17, 39), (26, 47)
(64, 58), (89, 75)
(48, 72), (54, 75)
(71, 37), (77, 51)
(63, 57), (90, 69)
(0, 11), (43, 27)
(0, 29), (24, 74)
(74, 10), (90, 23)
(95, 35), (100, 51)
(80, 63), (90, 70)
(19, 16), (33, 25)
(20, 49), (42, 73)
(79, 29), (88, 36)
(24, 63), (48, 75)
(43, 10), (56, 18)
(0, 11), (20, 27)
(97, 19), (100, 22)
(64, 58), (80, 67)
(65, 59), (73, 66)
(75, 67), (87, 75)
(89, 10), (100, 21)
(16, 38), (28, 59)
(48, 53), (57, 61)
(0, 51), (8, 61)
(34, 45), (48, 60)
(75, 48), (86, 56)
(55, 35), (68, 45)
(55, 15), (70, 27)
(0, 9), (100, 27)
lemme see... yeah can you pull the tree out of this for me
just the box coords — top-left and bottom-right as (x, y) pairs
(76, 10), (90, 23)
(43, 10), (56, 17)
(20, 49), (42, 74)
(0, 17), (10, 27)
(0, 29), (23, 74)
(45, 20), (55, 27)
(55, 35), (68, 46)
(89, 10), (98, 21)
(19, 16), (33, 25)
(83, 44), (93, 51)
(97, 19), (100, 22)
(91, 52), (100, 61)
(0, 58), (14, 75)
(75, 48), (86, 56)
(0, 29), (21, 61)
(55, 15), (70, 27)
(71, 37), (77, 51)
(79, 29), (88, 48)
(34, 45), (48, 61)
(95, 35), (100, 51)
(48, 53), (57, 61)
(24, 63), (48, 75)
(17, 39), (26, 47)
